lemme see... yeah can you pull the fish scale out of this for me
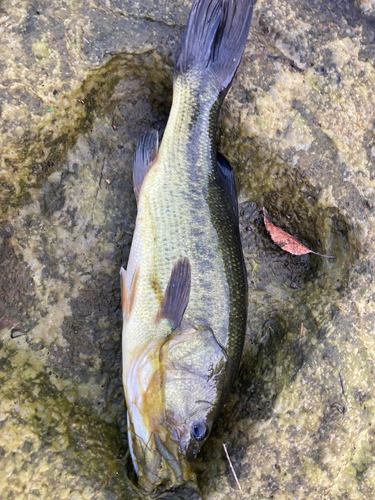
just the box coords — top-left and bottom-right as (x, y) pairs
(155, 76), (228, 340)
(126, 73), (229, 348)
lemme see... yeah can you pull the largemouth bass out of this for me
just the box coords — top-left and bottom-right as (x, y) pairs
(121, 0), (253, 493)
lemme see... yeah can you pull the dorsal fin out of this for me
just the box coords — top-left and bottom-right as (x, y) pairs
(156, 257), (191, 331)
(133, 130), (159, 202)
(216, 152), (239, 224)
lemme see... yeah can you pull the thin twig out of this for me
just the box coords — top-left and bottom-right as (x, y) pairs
(223, 443), (242, 491)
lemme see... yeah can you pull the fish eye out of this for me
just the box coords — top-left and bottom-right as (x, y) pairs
(191, 421), (208, 442)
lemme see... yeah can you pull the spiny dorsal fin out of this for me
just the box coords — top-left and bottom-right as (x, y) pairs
(133, 130), (159, 203)
(156, 257), (191, 331)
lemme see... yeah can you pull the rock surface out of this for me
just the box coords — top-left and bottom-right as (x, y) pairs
(1, 0), (375, 499)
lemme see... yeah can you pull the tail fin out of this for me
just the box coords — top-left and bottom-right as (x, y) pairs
(175, 0), (254, 91)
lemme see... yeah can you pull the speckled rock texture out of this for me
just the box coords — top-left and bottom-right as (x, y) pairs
(1, 0), (375, 499)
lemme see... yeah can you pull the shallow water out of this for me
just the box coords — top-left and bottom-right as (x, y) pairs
(1, 0), (375, 499)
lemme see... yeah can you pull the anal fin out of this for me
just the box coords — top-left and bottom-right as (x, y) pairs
(133, 130), (159, 202)
(120, 265), (139, 321)
(156, 257), (191, 331)
(120, 267), (127, 317)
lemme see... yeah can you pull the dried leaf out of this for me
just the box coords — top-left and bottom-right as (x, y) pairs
(263, 208), (335, 258)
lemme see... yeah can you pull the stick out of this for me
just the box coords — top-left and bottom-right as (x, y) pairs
(223, 443), (242, 491)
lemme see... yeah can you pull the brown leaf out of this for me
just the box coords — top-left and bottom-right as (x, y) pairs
(263, 208), (335, 258)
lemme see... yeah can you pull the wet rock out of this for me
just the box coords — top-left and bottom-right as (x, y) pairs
(1, 0), (375, 499)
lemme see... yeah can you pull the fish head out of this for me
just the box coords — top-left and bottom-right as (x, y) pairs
(124, 324), (228, 491)
(124, 334), (194, 492)
(162, 325), (228, 462)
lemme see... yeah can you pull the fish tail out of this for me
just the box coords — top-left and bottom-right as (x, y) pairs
(175, 0), (254, 92)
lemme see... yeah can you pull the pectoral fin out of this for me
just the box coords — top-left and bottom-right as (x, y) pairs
(157, 257), (191, 331)
(133, 130), (159, 202)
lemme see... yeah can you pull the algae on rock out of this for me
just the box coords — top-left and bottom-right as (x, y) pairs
(1, 0), (375, 499)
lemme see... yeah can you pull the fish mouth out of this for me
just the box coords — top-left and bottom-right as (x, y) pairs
(128, 424), (193, 492)
(154, 431), (185, 481)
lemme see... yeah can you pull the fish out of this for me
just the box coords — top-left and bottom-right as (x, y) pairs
(121, 0), (253, 494)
